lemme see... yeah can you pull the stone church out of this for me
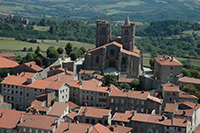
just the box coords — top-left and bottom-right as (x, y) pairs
(84, 16), (143, 77)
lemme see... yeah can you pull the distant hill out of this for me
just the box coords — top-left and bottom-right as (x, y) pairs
(1, 0), (200, 21)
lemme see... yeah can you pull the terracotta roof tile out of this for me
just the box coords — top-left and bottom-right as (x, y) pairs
(179, 77), (200, 84)
(81, 80), (109, 93)
(112, 110), (133, 122)
(18, 114), (59, 130)
(24, 61), (43, 71)
(0, 56), (19, 68)
(47, 102), (68, 117)
(68, 101), (78, 110)
(155, 55), (183, 66)
(179, 91), (198, 99)
(0, 53), (16, 58)
(118, 78), (136, 83)
(55, 122), (91, 133)
(163, 118), (189, 127)
(162, 83), (179, 92)
(148, 96), (163, 104)
(93, 74), (103, 80)
(128, 90), (150, 100)
(45, 73), (74, 83)
(107, 125), (132, 133)
(175, 109), (194, 117)
(91, 123), (112, 133)
(176, 101), (200, 109)
(193, 124), (200, 133)
(121, 49), (140, 57)
(78, 107), (111, 118)
(18, 71), (37, 79)
(164, 103), (178, 113)
(46, 81), (65, 90)
(27, 99), (49, 112)
(0, 109), (25, 129)
(79, 69), (94, 74)
(64, 112), (77, 120)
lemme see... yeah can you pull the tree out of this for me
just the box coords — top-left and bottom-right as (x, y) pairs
(57, 47), (64, 54)
(23, 47), (27, 51)
(151, 50), (158, 58)
(181, 84), (200, 102)
(65, 42), (73, 55)
(189, 69), (200, 78)
(35, 46), (41, 55)
(100, 69), (104, 76)
(119, 83), (131, 90)
(69, 52), (77, 61)
(39, 18), (46, 26)
(79, 46), (86, 54)
(93, 71), (100, 75)
(149, 58), (155, 70)
(182, 68), (189, 76)
(51, 96), (59, 105)
(0, 68), (10, 78)
(130, 79), (140, 88)
(35, 57), (43, 67)
(28, 47), (33, 52)
(73, 47), (78, 51)
(46, 46), (59, 58)
(26, 53), (34, 61)
(101, 74), (117, 86)
(76, 49), (83, 57)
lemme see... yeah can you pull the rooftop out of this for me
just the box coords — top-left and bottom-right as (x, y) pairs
(164, 103), (178, 113)
(78, 107), (111, 118)
(91, 123), (112, 133)
(179, 76), (200, 84)
(179, 91), (198, 99)
(118, 78), (136, 83)
(112, 110), (133, 122)
(79, 69), (94, 75)
(163, 118), (189, 127)
(148, 96), (163, 104)
(0, 56), (19, 68)
(27, 99), (49, 112)
(107, 125), (132, 133)
(0, 53), (16, 58)
(24, 61), (43, 72)
(47, 102), (68, 117)
(155, 55), (182, 66)
(162, 83), (179, 92)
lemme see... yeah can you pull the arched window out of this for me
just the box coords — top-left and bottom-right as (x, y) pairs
(125, 29), (129, 36)
(122, 57), (126, 64)
(110, 49), (115, 55)
(96, 56), (99, 63)
(101, 27), (106, 35)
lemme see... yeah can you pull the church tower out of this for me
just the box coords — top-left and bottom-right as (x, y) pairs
(96, 20), (111, 48)
(121, 16), (135, 52)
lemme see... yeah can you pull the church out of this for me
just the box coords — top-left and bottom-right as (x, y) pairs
(84, 16), (143, 77)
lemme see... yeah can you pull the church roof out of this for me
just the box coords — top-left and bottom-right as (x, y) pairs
(85, 41), (140, 58)
(124, 15), (130, 26)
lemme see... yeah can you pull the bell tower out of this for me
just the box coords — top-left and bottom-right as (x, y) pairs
(121, 16), (135, 52)
(96, 20), (111, 48)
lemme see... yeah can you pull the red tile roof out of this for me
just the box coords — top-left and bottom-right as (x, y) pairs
(107, 125), (132, 133)
(179, 76), (200, 84)
(79, 69), (94, 74)
(163, 118), (189, 127)
(18, 71), (37, 79)
(0, 53), (16, 58)
(18, 114), (59, 130)
(193, 124), (200, 133)
(0, 109), (25, 129)
(24, 61), (43, 71)
(164, 103), (178, 113)
(78, 107), (111, 118)
(121, 49), (140, 57)
(64, 112), (77, 120)
(162, 83), (179, 92)
(93, 74), (103, 80)
(176, 101), (200, 109)
(0, 56), (19, 68)
(128, 90), (149, 100)
(55, 122), (92, 133)
(27, 99), (49, 112)
(45, 73), (74, 83)
(46, 81), (65, 90)
(175, 109), (194, 117)
(68, 101), (78, 110)
(155, 55), (182, 66)
(47, 102), (68, 117)
(91, 123), (112, 133)
(112, 110), (133, 123)
(118, 78), (136, 83)
(179, 91), (198, 99)
(148, 96), (163, 104)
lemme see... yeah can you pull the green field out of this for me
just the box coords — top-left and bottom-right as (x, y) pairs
(0, 38), (95, 58)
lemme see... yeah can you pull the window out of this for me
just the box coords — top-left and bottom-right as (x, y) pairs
(91, 96), (93, 100)
(60, 90), (62, 93)
(15, 97), (18, 102)
(66, 95), (67, 98)
(87, 96), (89, 100)
(86, 118), (89, 123)
(29, 128), (32, 133)
(169, 98), (172, 102)
(122, 57), (126, 64)
(35, 130), (38, 133)
(12, 90), (14, 94)
(115, 107), (118, 110)
(82, 95), (85, 100)
(20, 98), (22, 102)
(141, 101), (144, 105)
(110, 49), (115, 55)
(121, 107), (123, 111)
(141, 108), (144, 112)
(35, 89), (37, 91)
(135, 127), (137, 132)
(7, 96), (10, 100)
(27, 93), (29, 96)
(12, 97), (14, 101)
(16, 91), (18, 95)
(92, 119), (95, 124)
(98, 120), (102, 124)
(171, 67), (173, 70)
(27, 99), (29, 103)
(173, 92), (176, 96)
(96, 56), (99, 64)
(62, 96), (64, 99)
(16, 86), (18, 89)
(41, 131), (44, 133)
(23, 128), (26, 133)
(115, 99), (119, 103)
(111, 99), (114, 103)
(137, 100), (139, 105)
(7, 89), (10, 94)
(99, 92), (103, 96)
(130, 100), (134, 104)
(121, 99), (124, 103)
(178, 127), (181, 131)
(20, 91), (22, 95)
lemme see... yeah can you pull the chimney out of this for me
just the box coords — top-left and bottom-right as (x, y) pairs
(23, 72), (26, 76)
(110, 126), (114, 131)
(47, 93), (49, 106)
(87, 127), (90, 133)
(30, 64), (32, 68)
(65, 67), (68, 75)
(131, 110), (135, 116)
(84, 107), (87, 116)
(0, 113), (3, 118)
(183, 110), (186, 115)
(57, 75), (60, 81)
(141, 90), (144, 94)
(20, 117), (23, 123)
(171, 118), (174, 126)
(68, 124), (70, 130)
(171, 56), (173, 61)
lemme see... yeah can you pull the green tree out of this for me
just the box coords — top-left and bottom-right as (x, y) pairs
(0, 68), (10, 78)
(189, 69), (200, 78)
(46, 46), (59, 58)
(149, 58), (155, 70)
(130, 79), (140, 88)
(79, 46), (86, 54)
(73, 47), (78, 51)
(119, 83), (131, 90)
(151, 50), (158, 58)
(93, 71), (100, 75)
(182, 68), (190, 76)
(23, 47), (27, 51)
(39, 18), (46, 26)
(26, 53), (34, 61)
(57, 47), (64, 54)
(51, 96), (59, 105)
(65, 42), (73, 55)
(35, 57), (43, 67)
(101, 74), (117, 86)
(28, 47), (33, 52)
(100, 69), (104, 76)
(181, 84), (200, 102)
(35, 46), (41, 55)
(69, 52), (77, 61)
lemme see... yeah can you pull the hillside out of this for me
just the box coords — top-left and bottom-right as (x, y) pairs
(1, 0), (200, 21)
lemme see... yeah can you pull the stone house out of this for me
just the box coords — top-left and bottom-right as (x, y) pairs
(77, 106), (112, 125)
(179, 76), (200, 91)
(154, 55), (183, 84)
(47, 102), (69, 118)
(0, 53), (16, 60)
